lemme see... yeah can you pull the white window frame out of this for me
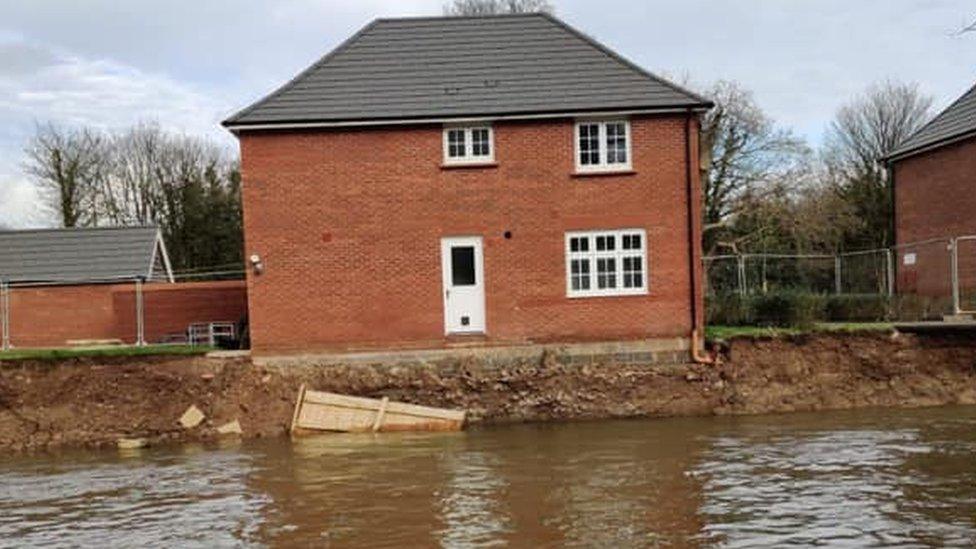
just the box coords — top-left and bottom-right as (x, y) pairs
(442, 125), (494, 165)
(565, 229), (648, 298)
(574, 119), (632, 173)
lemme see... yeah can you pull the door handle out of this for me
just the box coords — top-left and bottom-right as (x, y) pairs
(445, 289), (450, 299)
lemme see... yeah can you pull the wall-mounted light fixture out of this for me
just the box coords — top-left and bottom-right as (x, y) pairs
(249, 253), (264, 275)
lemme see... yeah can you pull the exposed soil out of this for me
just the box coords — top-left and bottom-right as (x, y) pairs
(1, 332), (975, 453)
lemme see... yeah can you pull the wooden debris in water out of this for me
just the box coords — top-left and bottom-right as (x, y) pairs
(179, 405), (205, 429)
(217, 420), (243, 435)
(117, 437), (147, 450)
(290, 385), (465, 434)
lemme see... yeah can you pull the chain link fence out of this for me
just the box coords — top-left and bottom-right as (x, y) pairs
(0, 271), (247, 351)
(705, 234), (976, 321)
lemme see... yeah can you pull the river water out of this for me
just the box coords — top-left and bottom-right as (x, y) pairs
(1, 406), (975, 548)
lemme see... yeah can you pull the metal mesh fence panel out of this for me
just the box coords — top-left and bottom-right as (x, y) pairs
(893, 238), (954, 319)
(0, 275), (247, 351)
(743, 255), (835, 294)
(956, 237), (976, 314)
(839, 250), (891, 295)
(141, 280), (248, 345)
(4, 280), (140, 349)
(704, 256), (740, 295)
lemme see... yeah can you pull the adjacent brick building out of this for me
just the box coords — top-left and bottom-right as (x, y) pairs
(887, 81), (976, 244)
(225, 13), (712, 355)
(885, 80), (976, 299)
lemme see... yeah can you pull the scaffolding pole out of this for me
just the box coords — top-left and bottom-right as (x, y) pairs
(135, 278), (146, 346)
(950, 238), (961, 315)
(885, 249), (895, 298)
(736, 255), (747, 296)
(834, 255), (842, 294)
(1, 280), (9, 351)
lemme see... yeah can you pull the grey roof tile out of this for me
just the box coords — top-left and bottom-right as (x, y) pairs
(887, 80), (976, 160)
(0, 226), (170, 284)
(224, 13), (710, 127)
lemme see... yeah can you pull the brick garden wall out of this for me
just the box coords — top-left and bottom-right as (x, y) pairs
(239, 114), (703, 354)
(5, 280), (247, 348)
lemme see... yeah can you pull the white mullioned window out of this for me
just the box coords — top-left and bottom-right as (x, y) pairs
(574, 119), (632, 172)
(443, 125), (494, 164)
(565, 229), (648, 297)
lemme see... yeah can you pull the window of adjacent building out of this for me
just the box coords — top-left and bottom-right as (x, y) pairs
(443, 126), (493, 164)
(575, 120), (631, 172)
(565, 229), (647, 297)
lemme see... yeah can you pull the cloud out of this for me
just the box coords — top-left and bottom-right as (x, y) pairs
(0, 36), (238, 227)
(0, 175), (43, 229)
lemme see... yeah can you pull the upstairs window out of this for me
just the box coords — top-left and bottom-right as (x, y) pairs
(575, 120), (631, 172)
(443, 126), (493, 165)
(565, 229), (647, 297)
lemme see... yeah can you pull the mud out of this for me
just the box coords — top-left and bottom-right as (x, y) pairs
(1, 332), (975, 452)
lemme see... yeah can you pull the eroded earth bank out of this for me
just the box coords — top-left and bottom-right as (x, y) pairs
(1, 332), (975, 452)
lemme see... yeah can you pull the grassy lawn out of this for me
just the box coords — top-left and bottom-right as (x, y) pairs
(705, 322), (895, 340)
(0, 344), (214, 361)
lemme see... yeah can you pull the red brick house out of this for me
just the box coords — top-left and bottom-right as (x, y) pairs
(884, 80), (976, 300)
(224, 13), (712, 355)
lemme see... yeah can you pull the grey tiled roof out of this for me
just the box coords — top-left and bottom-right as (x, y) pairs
(887, 80), (976, 160)
(0, 226), (171, 284)
(224, 13), (710, 127)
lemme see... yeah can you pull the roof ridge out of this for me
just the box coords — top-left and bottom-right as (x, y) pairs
(375, 13), (548, 22)
(223, 12), (711, 128)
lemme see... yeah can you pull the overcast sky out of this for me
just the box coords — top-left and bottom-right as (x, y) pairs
(1, 0), (974, 227)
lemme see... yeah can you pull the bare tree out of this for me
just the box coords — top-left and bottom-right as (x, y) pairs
(699, 80), (808, 254)
(98, 122), (241, 270)
(21, 120), (242, 270)
(823, 80), (932, 248)
(443, 0), (553, 15)
(955, 17), (976, 34)
(23, 123), (108, 227)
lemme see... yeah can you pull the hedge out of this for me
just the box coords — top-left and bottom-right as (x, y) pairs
(706, 291), (945, 327)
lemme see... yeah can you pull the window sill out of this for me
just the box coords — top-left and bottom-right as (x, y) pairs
(441, 161), (498, 170)
(571, 169), (637, 178)
(567, 289), (649, 299)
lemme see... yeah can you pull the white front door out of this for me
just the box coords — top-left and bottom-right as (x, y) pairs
(441, 236), (486, 334)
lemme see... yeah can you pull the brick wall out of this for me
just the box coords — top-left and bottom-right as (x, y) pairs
(5, 280), (247, 348)
(894, 136), (976, 244)
(239, 114), (703, 354)
(893, 137), (976, 297)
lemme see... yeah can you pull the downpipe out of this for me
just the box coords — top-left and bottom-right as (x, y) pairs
(684, 113), (715, 365)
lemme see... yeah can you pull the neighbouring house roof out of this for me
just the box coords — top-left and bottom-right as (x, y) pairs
(0, 226), (173, 284)
(223, 13), (711, 129)
(885, 80), (976, 162)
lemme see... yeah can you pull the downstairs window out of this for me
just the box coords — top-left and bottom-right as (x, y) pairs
(565, 229), (647, 297)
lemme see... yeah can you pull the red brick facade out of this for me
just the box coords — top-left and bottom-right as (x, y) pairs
(7, 281), (247, 348)
(893, 137), (976, 297)
(239, 114), (704, 354)
(894, 136), (976, 244)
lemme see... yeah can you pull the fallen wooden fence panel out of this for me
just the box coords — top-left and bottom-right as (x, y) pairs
(290, 385), (466, 434)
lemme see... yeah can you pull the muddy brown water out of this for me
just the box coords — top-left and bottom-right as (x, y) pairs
(1, 406), (975, 548)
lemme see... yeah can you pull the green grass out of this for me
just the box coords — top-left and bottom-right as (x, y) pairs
(705, 322), (895, 340)
(0, 344), (213, 361)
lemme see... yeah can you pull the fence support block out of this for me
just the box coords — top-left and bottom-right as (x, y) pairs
(135, 278), (146, 347)
(1, 280), (9, 351)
